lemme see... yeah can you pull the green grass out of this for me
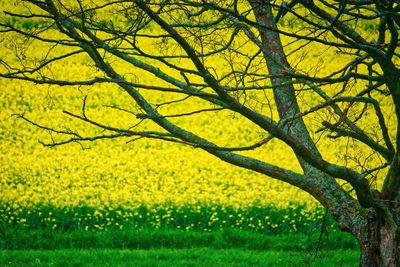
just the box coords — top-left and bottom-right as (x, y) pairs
(0, 248), (358, 267)
(0, 227), (358, 251)
(0, 227), (360, 266)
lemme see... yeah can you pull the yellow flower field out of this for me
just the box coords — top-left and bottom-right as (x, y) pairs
(0, 1), (393, 232)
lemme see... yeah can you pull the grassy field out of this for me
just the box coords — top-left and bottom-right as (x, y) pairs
(0, 227), (359, 266)
(0, 248), (358, 267)
(0, 226), (358, 250)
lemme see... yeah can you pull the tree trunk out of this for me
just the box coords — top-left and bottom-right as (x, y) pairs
(358, 214), (399, 267)
(247, 1), (400, 266)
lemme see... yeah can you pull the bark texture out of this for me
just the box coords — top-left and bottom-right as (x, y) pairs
(359, 213), (399, 267)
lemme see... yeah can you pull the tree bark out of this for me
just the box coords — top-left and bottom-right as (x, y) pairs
(359, 213), (399, 267)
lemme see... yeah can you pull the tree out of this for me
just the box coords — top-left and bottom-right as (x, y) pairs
(0, 0), (399, 265)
